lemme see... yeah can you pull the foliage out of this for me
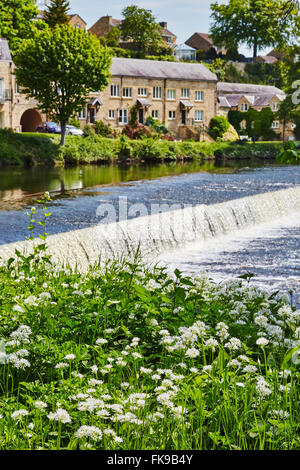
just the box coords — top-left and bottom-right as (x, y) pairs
(68, 117), (80, 129)
(43, 0), (70, 28)
(122, 122), (152, 140)
(119, 5), (163, 56)
(14, 25), (112, 146)
(228, 109), (277, 140)
(145, 55), (175, 62)
(277, 140), (300, 164)
(202, 59), (227, 81)
(0, 128), (60, 167)
(99, 27), (121, 48)
(221, 124), (239, 142)
(209, 116), (230, 140)
(210, 0), (300, 58)
(0, 0), (39, 53)
(94, 121), (115, 138)
(0, 204), (299, 449)
(145, 116), (168, 135)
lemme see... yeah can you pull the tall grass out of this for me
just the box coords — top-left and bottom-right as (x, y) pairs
(0, 195), (298, 450)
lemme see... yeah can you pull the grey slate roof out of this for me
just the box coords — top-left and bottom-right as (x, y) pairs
(218, 82), (285, 95)
(111, 58), (217, 82)
(219, 93), (286, 108)
(0, 38), (12, 62)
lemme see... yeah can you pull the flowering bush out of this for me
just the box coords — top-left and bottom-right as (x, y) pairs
(0, 197), (299, 450)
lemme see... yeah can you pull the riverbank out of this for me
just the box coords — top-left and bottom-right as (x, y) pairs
(0, 129), (283, 167)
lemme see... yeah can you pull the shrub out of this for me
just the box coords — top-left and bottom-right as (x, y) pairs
(68, 117), (81, 129)
(94, 120), (114, 138)
(122, 121), (152, 140)
(209, 116), (230, 140)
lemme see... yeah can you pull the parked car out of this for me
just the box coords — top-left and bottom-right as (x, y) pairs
(65, 125), (84, 136)
(37, 122), (61, 134)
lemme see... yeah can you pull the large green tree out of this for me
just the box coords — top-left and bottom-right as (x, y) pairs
(119, 5), (163, 56)
(0, 0), (38, 52)
(44, 0), (70, 28)
(210, 0), (299, 58)
(14, 25), (112, 146)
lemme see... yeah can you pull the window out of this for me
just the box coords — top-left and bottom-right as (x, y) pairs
(240, 120), (246, 129)
(119, 109), (128, 125)
(110, 84), (120, 97)
(195, 90), (204, 101)
(152, 110), (159, 119)
(108, 110), (115, 119)
(123, 87), (132, 98)
(272, 102), (278, 111)
(241, 103), (248, 112)
(138, 88), (147, 96)
(181, 88), (190, 98)
(0, 78), (4, 99)
(272, 121), (280, 129)
(194, 110), (203, 122)
(167, 89), (176, 100)
(153, 86), (162, 99)
(78, 108), (87, 119)
(15, 81), (20, 94)
(168, 110), (176, 120)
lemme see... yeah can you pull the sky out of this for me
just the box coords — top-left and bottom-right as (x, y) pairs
(38, 0), (270, 57)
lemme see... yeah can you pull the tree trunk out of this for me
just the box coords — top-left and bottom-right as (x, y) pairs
(253, 39), (258, 59)
(60, 121), (67, 146)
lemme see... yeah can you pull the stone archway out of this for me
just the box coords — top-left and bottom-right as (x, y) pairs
(20, 109), (42, 132)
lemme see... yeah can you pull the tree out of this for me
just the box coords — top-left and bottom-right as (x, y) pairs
(44, 0), (70, 28)
(119, 5), (163, 56)
(0, 0), (38, 53)
(210, 0), (299, 58)
(99, 27), (121, 48)
(14, 25), (112, 146)
(209, 116), (230, 140)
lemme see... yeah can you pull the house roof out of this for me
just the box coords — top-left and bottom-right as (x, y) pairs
(219, 93), (286, 108)
(174, 43), (196, 51)
(68, 14), (87, 25)
(37, 10), (86, 24)
(160, 27), (176, 38)
(111, 18), (121, 27)
(256, 55), (278, 64)
(0, 38), (12, 62)
(193, 32), (213, 45)
(218, 82), (285, 96)
(111, 57), (217, 81)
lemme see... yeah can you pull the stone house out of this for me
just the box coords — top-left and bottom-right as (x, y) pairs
(37, 11), (87, 29)
(0, 38), (45, 132)
(185, 32), (225, 56)
(217, 82), (295, 139)
(88, 16), (176, 47)
(78, 57), (218, 138)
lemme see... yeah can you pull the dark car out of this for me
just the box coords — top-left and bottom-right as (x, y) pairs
(37, 122), (61, 134)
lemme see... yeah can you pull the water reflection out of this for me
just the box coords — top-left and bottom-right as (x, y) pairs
(0, 160), (269, 209)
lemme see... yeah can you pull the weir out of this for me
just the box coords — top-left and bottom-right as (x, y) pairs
(0, 187), (299, 271)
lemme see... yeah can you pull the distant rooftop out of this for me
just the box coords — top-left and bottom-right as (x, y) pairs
(219, 93), (285, 108)
(0, 38), (12, 62)
(111, 57), (217, 81)
(218, 82), (285, 95)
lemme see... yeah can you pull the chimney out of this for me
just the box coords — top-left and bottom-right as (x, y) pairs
(159, 22), (167, 28)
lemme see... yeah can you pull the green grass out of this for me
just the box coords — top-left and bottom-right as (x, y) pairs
(0, 129), (284, 167)
(0, 196), (299, 450)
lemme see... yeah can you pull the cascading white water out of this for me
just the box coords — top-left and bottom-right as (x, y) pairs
(0, 187), (299, 271)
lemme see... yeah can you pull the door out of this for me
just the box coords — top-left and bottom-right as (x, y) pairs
(181, 110), (186, 125)
(138, 108), (144, 124)
(90, 108), (95, 124)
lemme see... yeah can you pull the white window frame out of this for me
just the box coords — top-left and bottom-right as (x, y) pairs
(272, 102), (278, 111)
(152, 110), (159, 119)
(119, 109), (128, 125)
(272, 120), (280, 129)
(78, 108), (87, 119)
(194, 110), (203, 122)
(123, 87), (132, 98)
(153, 86), (162, 99)
(168, 110), (176, 120)
(195, 90), (204, 102)
(138, 87), (147, 96)
(110, 84), (120, 97)
(108, 110), (115, 119)
(167, 89), (176, 100)
(181, 88), (190, 98)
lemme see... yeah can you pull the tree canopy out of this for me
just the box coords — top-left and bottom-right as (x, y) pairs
(44, 0), (71, 28)
(119, 5), (163, 56)
(14, 25), (112, 146)
(0, 0), (39, 52)
(210, 0), (300, 58)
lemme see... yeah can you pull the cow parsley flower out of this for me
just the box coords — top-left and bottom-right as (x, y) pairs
(47, 408), (71, 424)
(75, 425), (102, 441)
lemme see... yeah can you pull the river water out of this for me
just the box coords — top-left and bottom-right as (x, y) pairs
(0, 161), (299, 305)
